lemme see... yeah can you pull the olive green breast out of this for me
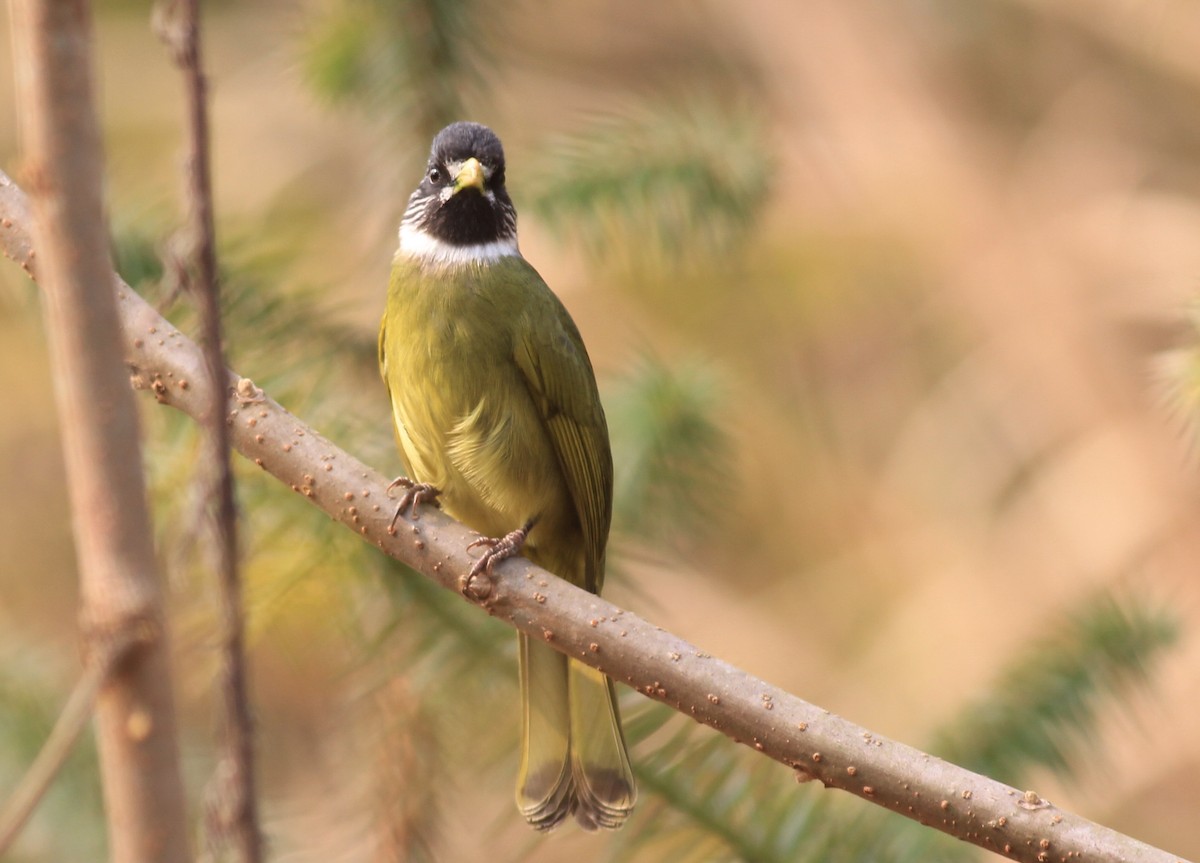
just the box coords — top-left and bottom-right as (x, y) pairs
(379, 254), (614, 590)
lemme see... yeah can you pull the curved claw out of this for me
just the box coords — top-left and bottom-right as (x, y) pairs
(386, 477), (441, 532)
(461, 520), (533, 598)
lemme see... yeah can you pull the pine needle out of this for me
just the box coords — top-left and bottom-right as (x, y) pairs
(931, 589), (1179, 786)
(527, 100), (771, 266)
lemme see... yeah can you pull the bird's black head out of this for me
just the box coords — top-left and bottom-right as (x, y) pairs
(401, 122), (517, 248)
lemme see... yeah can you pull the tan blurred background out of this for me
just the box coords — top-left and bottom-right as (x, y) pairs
(2, 0), (1200, 860)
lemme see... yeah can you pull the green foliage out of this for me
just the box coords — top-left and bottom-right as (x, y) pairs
(113, 229), (384, 633)
(527, 101), (771, 266)
(302, 2), (375, 104)
(604, 589), (1179, 863)
(115, 226), (377, 382)
(930, 590), (1179, 786)
(612, 700), (829, 863)
(608, 354), (730, 548)
(302, 0), (491, 145)
(109, 218), (165, 290)
(0, 647), (105, 862)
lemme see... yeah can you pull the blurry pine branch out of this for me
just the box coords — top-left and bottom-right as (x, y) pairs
(302, 0), (491, 146)
(607, 589), (1179, 863)
(0, 648), (105, 862)
(930, 590), (1179, 786)
(527, 102), (771, 267)
(835, 588), (1180, 863)
(608, 354), (730, 548)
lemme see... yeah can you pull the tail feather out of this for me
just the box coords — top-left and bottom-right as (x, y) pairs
(516, 633), (573, 830)
(569, 661), (635, 831)
(516, 634), (636, 832)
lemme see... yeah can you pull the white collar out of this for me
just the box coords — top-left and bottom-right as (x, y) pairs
(397, 224), (520, 266)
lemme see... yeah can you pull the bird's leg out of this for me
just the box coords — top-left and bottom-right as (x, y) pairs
(386, 477), (441, 533)
(461, 518), (536, 597)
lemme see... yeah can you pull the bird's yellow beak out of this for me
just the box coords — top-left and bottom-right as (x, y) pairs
(454, 157), (485, 193)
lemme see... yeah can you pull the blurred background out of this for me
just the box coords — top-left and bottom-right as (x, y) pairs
(3, 0), (1200, 860)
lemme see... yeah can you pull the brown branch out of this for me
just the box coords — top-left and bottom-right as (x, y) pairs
(6, 2), (191, 861)
(0, 168), (1190, 863)
(153, 0), (260, 859)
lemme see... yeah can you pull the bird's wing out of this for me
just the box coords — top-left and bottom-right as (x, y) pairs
(378, 316), (408, 463)
(513, 299), (613, 593)
(378, 316), (398, 439)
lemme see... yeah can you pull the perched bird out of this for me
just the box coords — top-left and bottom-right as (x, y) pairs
(378, 121), (636, 831)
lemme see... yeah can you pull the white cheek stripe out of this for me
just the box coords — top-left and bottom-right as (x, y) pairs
(398, 224), (520, 266)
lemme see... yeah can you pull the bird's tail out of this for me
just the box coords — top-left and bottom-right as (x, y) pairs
(516, 633), (636, 831)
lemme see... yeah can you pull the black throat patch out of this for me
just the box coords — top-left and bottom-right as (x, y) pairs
(425, 188), (513, 246)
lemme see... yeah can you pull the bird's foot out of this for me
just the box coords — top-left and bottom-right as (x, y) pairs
(461, 520), (533, 599)
(386, 477), (441, 533)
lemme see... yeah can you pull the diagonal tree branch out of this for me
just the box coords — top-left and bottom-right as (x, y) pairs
(0, 168), (1189, 863)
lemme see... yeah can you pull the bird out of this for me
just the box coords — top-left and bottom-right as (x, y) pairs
(378, 121), (636, 831)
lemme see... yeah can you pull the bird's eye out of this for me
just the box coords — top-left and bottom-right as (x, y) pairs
(427, 166), (443, 184)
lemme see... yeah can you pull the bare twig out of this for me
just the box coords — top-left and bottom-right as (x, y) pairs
(6, 1), (191, 860)
(0, 629), (142, 854)
(153, 0), (260, 860)
(0, 168), (1189, 863)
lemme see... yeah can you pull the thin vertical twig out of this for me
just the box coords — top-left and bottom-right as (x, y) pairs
(153, 0), (260, 860)
(9, 1), (192, 860)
